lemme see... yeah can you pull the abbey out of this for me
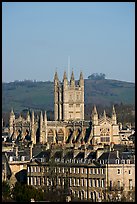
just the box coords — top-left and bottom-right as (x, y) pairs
(8, 71), (126, 146)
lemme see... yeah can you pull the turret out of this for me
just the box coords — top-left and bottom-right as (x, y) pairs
(103, 110), (106, 119)
(63, 71), (68, 88)
(79, 71), (84, 87)
(54, 71), (59, 85)
(91, 105), (98, 125)
(70, 71), (75, 87)
(112, 105), (117, 125)
(26, 111), (31, 122)
(44, 111), (47, 124)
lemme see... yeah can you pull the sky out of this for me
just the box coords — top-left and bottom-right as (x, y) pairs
(2, 2), (135, 83)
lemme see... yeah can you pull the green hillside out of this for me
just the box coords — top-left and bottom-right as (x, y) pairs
(2, 78), (135, 114)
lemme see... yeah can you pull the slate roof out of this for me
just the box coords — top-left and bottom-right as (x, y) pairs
(86, 152), (96, 159)
(63, 151), (74, 160)
(75, 152), (84, 159)
(97, 150), (135, 164)
(34, 150), (51, 162)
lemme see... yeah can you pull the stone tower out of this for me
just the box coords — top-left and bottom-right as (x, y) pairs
(54, 71), (84, 121)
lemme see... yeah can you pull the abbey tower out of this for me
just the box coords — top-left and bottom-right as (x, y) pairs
(54, 71), (84, 121)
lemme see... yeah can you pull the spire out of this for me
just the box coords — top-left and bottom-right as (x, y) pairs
(44, 111), (47, 123)
(54, 71), (59, 81)
(103, 110), (106, 119)
(91, 105), (98, 125)
(112, 105), (116, 115)
(26, 111), (30, 121)
(70, 70), (75, 86)
(79, 71), (84, 87)
(40, 111), (43, 125)
(70, 70), (74, 81)
(32, 110), (34, 124)
(10, 108), (14, 116)
(79, 71), (83, 80)
(93, 105), (98, 115)
(63, 71), (67, 81)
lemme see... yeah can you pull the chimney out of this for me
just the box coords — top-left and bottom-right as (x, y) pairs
(116, 150), (119, 158)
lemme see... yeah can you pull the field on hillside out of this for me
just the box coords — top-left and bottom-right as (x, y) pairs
(2, 79), (135, 113)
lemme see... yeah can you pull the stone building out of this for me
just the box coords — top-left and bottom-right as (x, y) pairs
(97, 150), (135, 201)
(27, 148), (106, 202)
(7, 71), (134, 147)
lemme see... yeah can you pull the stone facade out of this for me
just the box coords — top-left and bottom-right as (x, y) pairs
(8, 72), (134, 146)
(54, 71), (84, 121)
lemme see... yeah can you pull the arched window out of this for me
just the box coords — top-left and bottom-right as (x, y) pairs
(47, 129), (54, 143)
(57, 129), (64, 143)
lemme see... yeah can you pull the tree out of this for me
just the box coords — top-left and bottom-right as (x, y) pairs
(2, 181), (11, 201)
(88, 73), (106, 80)
(12, 182), (45, 202)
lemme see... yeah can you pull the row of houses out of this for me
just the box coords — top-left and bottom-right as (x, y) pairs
(2, 139), (135, 202)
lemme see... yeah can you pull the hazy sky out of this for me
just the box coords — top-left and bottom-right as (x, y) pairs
(2, 2), (135, 83)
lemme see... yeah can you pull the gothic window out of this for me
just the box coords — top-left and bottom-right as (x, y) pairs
(57, 129), (64, 142)
(47, 129), (54, 143)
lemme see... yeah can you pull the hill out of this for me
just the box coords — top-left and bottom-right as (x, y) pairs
(2, 78), (135, 114)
